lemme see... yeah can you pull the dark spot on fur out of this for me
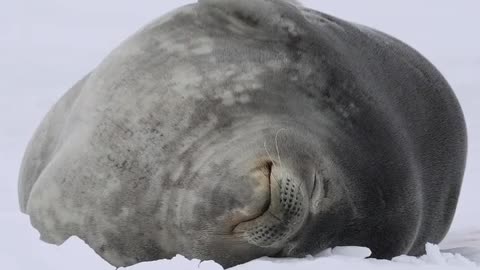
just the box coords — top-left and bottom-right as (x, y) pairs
(286, 34), (303, 61)
(233, 11), (260, 27)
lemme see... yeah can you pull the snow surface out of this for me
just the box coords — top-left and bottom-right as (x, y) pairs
(1, 0), (479, 269)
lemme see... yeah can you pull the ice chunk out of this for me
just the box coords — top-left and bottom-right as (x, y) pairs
(331, 246), (372, 258)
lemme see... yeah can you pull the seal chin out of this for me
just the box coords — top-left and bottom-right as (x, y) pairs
(233, 162), (309, 249)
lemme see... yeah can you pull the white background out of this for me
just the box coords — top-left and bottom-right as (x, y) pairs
(1, 1), (479, 269)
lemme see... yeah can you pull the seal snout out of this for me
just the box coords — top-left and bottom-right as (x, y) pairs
(233, 162), (309, 249)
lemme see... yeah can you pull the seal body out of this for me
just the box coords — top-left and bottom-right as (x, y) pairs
(18, 0), (467, 267)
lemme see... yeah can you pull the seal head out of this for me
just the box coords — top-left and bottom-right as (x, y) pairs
(19, 0), (467, 268)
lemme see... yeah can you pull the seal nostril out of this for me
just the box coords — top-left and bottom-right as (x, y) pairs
(232, 161), (273, 232)
(310, 171), (319, 200)
(257, 161), (274, 214)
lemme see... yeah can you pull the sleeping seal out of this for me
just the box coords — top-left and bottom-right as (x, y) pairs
(18, 0), (467, 267)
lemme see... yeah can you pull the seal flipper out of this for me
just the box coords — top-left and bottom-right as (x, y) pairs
(18, 74), (89, 212)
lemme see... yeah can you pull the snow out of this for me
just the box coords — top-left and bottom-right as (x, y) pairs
(1, 0), (479, 269)
(126, 242), (480, 269)
(330, 246), (372, 258)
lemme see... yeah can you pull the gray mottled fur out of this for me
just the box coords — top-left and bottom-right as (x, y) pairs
(19, 0), (467, 268)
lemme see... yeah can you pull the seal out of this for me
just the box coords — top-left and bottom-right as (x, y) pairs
(18, 0), (467, 268)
